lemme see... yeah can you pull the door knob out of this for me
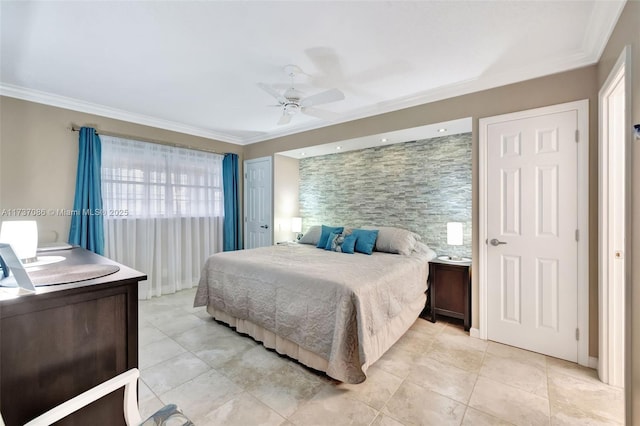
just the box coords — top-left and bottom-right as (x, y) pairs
(260, 224), (269, 229)
(489, 238), (507, 246)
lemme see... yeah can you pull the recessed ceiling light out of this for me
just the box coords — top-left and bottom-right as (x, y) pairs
(336, 146), (342, 150)
(438, 128), (447, 133)
(381, 138), (388, 142)
(300, 152), (306, 156)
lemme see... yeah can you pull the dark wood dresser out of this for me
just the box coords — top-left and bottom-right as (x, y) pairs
(0, 248), (146, 426)
(427, 257), (472, 331)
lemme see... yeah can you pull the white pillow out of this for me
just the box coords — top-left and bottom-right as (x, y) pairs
(413, 242), (437, 260)
(362, 226), (421, 255)
(298, 225), (322, 245)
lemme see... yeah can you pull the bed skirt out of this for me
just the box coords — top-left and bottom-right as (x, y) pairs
(206, 305), (331, 372)
(205, 293), (426, 381)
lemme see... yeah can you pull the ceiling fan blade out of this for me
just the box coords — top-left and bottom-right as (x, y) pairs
(277, 113), (292, 126)
(300, 88), (345, 107)
(258, 83), (286, 104)
(301, 107), (339, 121)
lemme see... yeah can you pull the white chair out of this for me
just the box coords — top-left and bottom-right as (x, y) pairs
(17, 369), (192, 426)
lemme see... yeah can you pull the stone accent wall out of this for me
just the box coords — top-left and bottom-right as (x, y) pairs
(299, 133), (472, 257)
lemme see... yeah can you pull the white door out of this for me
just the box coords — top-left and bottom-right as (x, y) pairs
(244, 157), (272, 249)
(598, 47), (629, 387)
(485, 107), (581, 361)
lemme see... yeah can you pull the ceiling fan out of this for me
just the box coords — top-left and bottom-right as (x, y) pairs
(258, 64), (345, 125)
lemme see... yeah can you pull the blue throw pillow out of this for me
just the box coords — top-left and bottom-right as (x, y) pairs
(341, 234), (357, 254)
(351, 229), (379, 255)
(316, 225), (344, 248)
(325, 232), (356, 254)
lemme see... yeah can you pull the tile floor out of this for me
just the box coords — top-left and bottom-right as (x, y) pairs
(138, 288), (624, 425)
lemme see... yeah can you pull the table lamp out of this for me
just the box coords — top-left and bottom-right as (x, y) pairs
(0, 220), (38, 264)
(446, 222), (463, 261)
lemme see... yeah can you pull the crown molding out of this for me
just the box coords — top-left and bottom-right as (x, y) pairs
(582, 0), (627, 63)
(0, 84), (245, 145)
(0, 41), (603, 147)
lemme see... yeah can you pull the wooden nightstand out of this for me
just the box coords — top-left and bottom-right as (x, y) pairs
(427, 257), (472, 331)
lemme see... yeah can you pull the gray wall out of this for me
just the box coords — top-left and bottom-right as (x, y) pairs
(299, 133), (471, 257)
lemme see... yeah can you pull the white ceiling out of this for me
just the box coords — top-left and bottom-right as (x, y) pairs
(0, 1), (625, 146)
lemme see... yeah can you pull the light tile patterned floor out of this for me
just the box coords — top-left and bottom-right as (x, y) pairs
(138, 289), (624, 426)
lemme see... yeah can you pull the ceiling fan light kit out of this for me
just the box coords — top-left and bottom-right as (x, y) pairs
(284, 103), (300, 115)
(259, 64), (345, 125)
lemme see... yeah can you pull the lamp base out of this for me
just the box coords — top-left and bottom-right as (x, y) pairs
(437, 255), (471, 263)
(22, 256), (66, 268)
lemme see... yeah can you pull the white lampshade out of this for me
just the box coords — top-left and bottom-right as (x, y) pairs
(0, 220), (38, 263)
(291, 217), (302, 233)
(447, 222), (463, 246)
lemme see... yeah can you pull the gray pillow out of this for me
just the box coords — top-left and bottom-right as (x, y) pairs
(298, 225), (322, 245)
(362, 226), (421, 255)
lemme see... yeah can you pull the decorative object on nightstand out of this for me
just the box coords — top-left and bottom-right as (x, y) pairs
(427, 257), (472, 331)
(437, 222), (471, 262)
(291, 216), (303, 241)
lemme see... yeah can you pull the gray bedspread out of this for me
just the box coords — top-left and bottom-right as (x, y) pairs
(194, 244), (432, 383)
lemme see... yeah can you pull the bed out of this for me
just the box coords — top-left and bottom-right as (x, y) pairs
(193, 226), (436, 384)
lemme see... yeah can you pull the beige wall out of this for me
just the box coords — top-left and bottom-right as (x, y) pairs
(246, 65), (600, 356)
(272, 154), (300, 243)
(0, 96), (242, 243)
(596, 1), (640, 423)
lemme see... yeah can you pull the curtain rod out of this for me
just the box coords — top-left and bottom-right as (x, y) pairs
(69, 126), (232, 155)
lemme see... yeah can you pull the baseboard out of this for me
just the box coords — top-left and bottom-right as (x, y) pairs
(470, 327), (483, 339)
(589, 356), (598, 369)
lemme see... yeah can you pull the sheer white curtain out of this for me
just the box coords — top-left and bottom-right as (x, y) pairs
(100, 136), (224, 299)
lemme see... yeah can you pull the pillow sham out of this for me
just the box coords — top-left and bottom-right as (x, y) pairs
(316, 225), (345, 248)
(362, 226), (421, 255)
(350, 229), (379, 255)
(298, 225), (322, 245)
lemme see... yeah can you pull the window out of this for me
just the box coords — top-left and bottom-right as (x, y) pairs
(101, 137), (223, 218)
(100, 136), (224, 299)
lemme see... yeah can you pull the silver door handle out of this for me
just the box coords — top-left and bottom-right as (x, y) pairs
(260, 224), (269, 229)
(489, 238), (507, 246)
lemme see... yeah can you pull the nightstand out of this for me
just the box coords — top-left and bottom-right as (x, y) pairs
(427, 257), (472, 331)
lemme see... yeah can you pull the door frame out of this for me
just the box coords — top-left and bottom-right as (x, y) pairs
(478, 99), (590, 366)
(243, 156), (273, 249)
(598, 45), (631, 386)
